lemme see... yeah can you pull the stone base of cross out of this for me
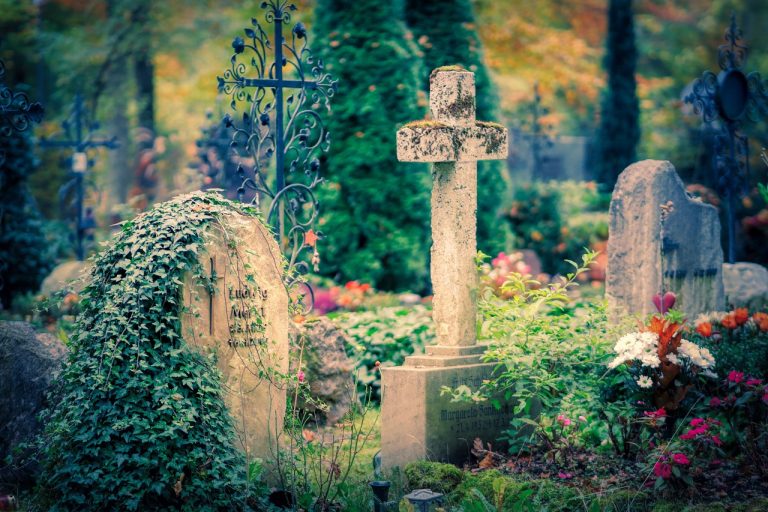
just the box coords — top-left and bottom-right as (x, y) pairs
(381, 68), (511, 470)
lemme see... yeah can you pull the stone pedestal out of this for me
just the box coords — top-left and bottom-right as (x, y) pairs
(381, 346), (512, 470)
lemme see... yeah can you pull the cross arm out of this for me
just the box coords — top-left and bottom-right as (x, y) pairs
(397, 120), (508, 163)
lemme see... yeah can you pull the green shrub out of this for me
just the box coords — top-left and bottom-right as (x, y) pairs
(689, 311), (768, 379)
(333, 305), (434, 403)
(313, 0), (431, 293)
(403, 461), (465, 495)
(38, 193), (264, 511)
(0, 129), (53, 308)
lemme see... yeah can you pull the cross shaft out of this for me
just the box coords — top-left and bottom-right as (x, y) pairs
(397, 69), (507, 347)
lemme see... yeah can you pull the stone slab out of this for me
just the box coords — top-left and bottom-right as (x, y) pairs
(397, 122), (508, 163)
(723, 262), (768, 309)
(181, 213), (289, 461)
(607, 160), (725, 320)
(380, 361), (512, 470)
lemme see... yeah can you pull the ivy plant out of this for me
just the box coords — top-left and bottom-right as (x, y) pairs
(38, 192), (274, 511)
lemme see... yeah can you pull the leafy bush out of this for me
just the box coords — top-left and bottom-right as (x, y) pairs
(0, 129), (53, 308)
(689, 309), (768, 380)
(38, 193), (264, 511)
(505, 182), (609, 275)
(333, 305), (434, 402)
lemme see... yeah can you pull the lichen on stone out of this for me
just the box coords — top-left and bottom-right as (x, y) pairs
(430, 65), (469, 79)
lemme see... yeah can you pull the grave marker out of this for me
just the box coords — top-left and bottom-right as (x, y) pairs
(381, 67), (511, 469)
(181, 213), (290, 460)
(607, 160), (725, 321)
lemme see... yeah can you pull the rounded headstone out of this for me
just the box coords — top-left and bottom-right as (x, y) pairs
(723, 262), (768, 309)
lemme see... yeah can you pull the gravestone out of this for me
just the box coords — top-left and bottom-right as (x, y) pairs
(180, 213), (290, 460)
(381, 67), (511, 470)
(607, 160), (725, 321)
(722, 262), (768, 309)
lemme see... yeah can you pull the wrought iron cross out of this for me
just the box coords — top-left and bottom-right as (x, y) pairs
(684, 15), (768, 263)
(0, 59), (44, 167)
(217, 0), (337, 309)
(40, 93), (118, 261)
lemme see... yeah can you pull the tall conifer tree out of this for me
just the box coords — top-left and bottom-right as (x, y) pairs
(597, 0), (640, 190)
(313, 0), (431, 291)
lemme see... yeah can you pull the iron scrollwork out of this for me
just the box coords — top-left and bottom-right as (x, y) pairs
(0, 60), (45, 166)
(217, 0), (337, 308)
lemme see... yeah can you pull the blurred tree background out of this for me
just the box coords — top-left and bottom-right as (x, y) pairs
(2, 0), (768, 301)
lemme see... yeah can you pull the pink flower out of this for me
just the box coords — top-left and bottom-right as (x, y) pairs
(556, 414), (571, 426)
(653, 462), (672, 479)
(680, 425), (707, 440)
(557, 471), (573, 479)
(644, 408), (666, 419)
(690, 418), (706, 427)
(297, 370), (305, 383)
(745, 377), (763, 387)
(711, 435), (722, 446)
(672, 453), (690, 465)
(763, 393), (768, 405)
(709, 397), (722, 407)
(578, 415), (587, 422)
(728, 371), (744, 384)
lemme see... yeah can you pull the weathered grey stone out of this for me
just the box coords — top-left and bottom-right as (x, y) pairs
(383, 68), (512, 470)
(39, 260), (91, 297)
(607, 160), (725, 320)
(0, 322), (66, 485)
(723, 262), (768, 309)
(180, 213), (289, 462)
(289, 317), (354, 425)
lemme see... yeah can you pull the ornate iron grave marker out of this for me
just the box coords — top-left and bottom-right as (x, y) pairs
(217, 0), (337, 306)
(0, 59), (44, 167)
(40, 93), (118, 261)
(684, 15), (768, 263)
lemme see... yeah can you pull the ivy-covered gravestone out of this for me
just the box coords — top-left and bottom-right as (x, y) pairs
(180, 205), (290, 460)
(41, 192), (290, 511)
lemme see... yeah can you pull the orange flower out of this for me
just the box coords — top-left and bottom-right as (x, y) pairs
(647, 315), (682, 360)
(753, 312), (768, 332)
(734, 308), (749, 326)
(695, 322), (713, 337)
(721, 314), (738, 329)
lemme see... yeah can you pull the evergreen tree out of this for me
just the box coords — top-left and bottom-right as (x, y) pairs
(405, 0), (510, 256)
(0, 129), (53, 308)
(313, 0), (431, 292)
(596, 0), (640, 190)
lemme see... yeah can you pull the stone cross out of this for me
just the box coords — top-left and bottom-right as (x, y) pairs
(397, 67), (508, 348)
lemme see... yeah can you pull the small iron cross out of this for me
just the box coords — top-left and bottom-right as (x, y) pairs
(684, 15), (768, 263)
(40, 93), (118, 261)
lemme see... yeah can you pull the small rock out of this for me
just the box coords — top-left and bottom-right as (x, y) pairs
(289, 317), (354, 425)
(39, 260), (91, 297)
(0, 322), (67, 486)
(723, 262), (768, 310)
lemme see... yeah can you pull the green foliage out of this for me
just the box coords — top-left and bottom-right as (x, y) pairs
(313, 0), (431, 293)
(333, 305), (434, 403)
(505, 182), (608, 275)
(0, 129), (54, 309)
(403, 461), (464, 495)
(38, 192), (265, 511)
(404, 0), (510, 256)
(596, 0), (640, 190)
(442, 252), (614, 453)
(691, 318), (768, 380)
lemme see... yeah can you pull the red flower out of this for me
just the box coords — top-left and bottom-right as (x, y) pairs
(690, 418), (706, 427)
(644, 408), (666, 419)
(745, 377), (763, 387)
(734, 308), (749, 326)
(695, 322), (713, 337)
(709, 397), (722, 407)
(728, 370), (744, 384)
(653, 462), (672, 479)
(672, 453), (690, 465)
(711, 435), (722, 446)
(721, 314), (738, 329)
(753, 312), (768, 331)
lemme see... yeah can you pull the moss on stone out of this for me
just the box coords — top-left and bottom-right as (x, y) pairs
(401, 119), (450, 130)
(430, 64), (468, 79)
(403, 461), (465, 495)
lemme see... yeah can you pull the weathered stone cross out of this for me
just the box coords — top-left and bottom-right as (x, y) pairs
(397, 67), (508, 349)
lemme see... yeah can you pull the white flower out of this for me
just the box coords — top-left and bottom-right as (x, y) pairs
(677, 339), (715, 369)
(636, 375), (653, 388)
(666, 353), (680, 365)
(608, 332), (660, 369)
